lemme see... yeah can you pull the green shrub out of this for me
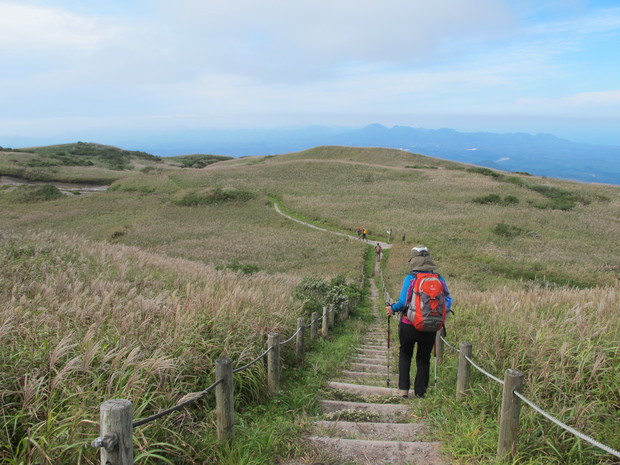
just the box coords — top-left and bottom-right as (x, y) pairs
(503, 176), (526, 186)
(294, 277), (330, 314)
(472, 194), (502, 204)
(534, 198), (576, 211)
(472, 194), (519, 206)
(492, 222), (522, 237)
(24, 160), (58, 168)
(175, 188), (256, 206)
(11, 184), (64, 203)
(467, 167), (502, 178)
(529, 185), (590, 208)
(216, 260), (261, 275)
(293, 275), (361, 315)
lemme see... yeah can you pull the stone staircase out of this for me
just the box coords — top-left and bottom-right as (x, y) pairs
(285, 266), (448, 465)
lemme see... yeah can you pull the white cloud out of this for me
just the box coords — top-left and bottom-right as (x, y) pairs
(0, 1), (119, 52)
(151, 0), (518, 82)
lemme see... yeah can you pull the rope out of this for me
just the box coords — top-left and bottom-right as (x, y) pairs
(132, 318), (302, 428)
(232, 347), (272, 374)
(514, 392), (620, 459)
(132, 379), (223, 427)
(446, 339), (619, 458)
(440, 335), (460, 353)
(464, 355), (504, 385)
(280, 326), (302, 346)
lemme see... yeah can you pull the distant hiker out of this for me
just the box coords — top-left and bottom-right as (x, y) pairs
(357, 227), (362, 239)
(362, 228), (368, 241)
(375, 243), (383, 262)
(385, 246), (452, 399)
(402, 234), (406, 243)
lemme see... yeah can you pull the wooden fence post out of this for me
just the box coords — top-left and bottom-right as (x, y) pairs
(435, 328), (445, 364)
(322, 307), (329, 337)
(296, 317), (305, 362)
(497, 369), (524, 461)
(456, 342), (472, 399)
(95, 399), (133, 465)
(215, 357), (234, 444)
(267, 333), (281, 394)
(311, 312), (318, 340)
(328, 304), (335, 328)
(339, 300), (349, 321)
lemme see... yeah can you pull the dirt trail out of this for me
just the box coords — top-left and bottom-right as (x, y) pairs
(0, 175), (108, 194)
(273, 203), (393, 250)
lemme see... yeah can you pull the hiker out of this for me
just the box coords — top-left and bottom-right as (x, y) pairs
(357, 227), (362, 240)
(375, 243), (382, 262)
(385, 246), (452, 398)
(362, 228), (368, 241)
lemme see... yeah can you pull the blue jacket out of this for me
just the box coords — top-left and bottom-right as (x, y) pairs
(391, 272), (452, 313)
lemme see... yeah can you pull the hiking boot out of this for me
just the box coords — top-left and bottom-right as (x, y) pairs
(398, 389), (409, 398)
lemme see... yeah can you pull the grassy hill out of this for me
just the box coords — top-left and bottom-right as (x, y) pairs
(0, 142), (232, 183)
(0, 145), (618, 464)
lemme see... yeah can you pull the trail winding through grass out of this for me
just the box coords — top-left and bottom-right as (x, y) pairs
(273, 202), (393, 250)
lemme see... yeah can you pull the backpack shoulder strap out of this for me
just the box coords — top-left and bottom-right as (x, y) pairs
(405, 273), (418, 307)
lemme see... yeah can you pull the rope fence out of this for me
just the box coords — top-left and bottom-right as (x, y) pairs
(91, 301), (351, 464)
(379, 267), (619, 461)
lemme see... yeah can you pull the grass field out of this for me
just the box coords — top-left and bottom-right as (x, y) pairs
(1, 144), (618, 464)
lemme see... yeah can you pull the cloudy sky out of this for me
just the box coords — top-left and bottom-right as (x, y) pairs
(1, 0), (619, 146)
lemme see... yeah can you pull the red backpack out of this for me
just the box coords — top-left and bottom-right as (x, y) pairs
(405, 273), (447, 332)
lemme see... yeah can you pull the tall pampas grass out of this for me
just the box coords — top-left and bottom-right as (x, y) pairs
(0, 230), (306, 464)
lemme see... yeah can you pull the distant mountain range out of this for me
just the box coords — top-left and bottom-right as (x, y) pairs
(3, 124), (620, 185)
(326, 124), (620, 186)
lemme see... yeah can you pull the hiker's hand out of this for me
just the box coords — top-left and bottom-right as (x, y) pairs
(385, 306), (394, 317)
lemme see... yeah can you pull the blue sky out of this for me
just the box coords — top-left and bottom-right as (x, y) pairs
(1, 0), (619, 146)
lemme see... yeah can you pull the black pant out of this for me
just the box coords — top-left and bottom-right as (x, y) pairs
(398, 321), (436, 397)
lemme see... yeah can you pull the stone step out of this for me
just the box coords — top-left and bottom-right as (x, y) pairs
(350, 362), (386, 371)
(337, 378), (396, 390)
(356, 348), (388, 356)
(337, 373), (395, 387)
(305, 436), (446, 465)
(320, 400), (412, 423)
(341, 369), (378, 377)
(352, 356), (388, 364)
(327, 381), (399, 397)
(313, 420), (428, 441)
(339, 370), (391, 383)
(358, 347), (386, 352)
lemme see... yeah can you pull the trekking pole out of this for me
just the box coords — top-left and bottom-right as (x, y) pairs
(433, 341), (437, 389)
(386, 302), (391, 388)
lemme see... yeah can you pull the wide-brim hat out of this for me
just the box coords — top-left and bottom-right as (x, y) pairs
(409, 245), (438, 271)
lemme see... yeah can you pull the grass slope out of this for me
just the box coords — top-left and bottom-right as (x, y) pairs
(0, 142), (232, 184)
(1, 144), (619, 464)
